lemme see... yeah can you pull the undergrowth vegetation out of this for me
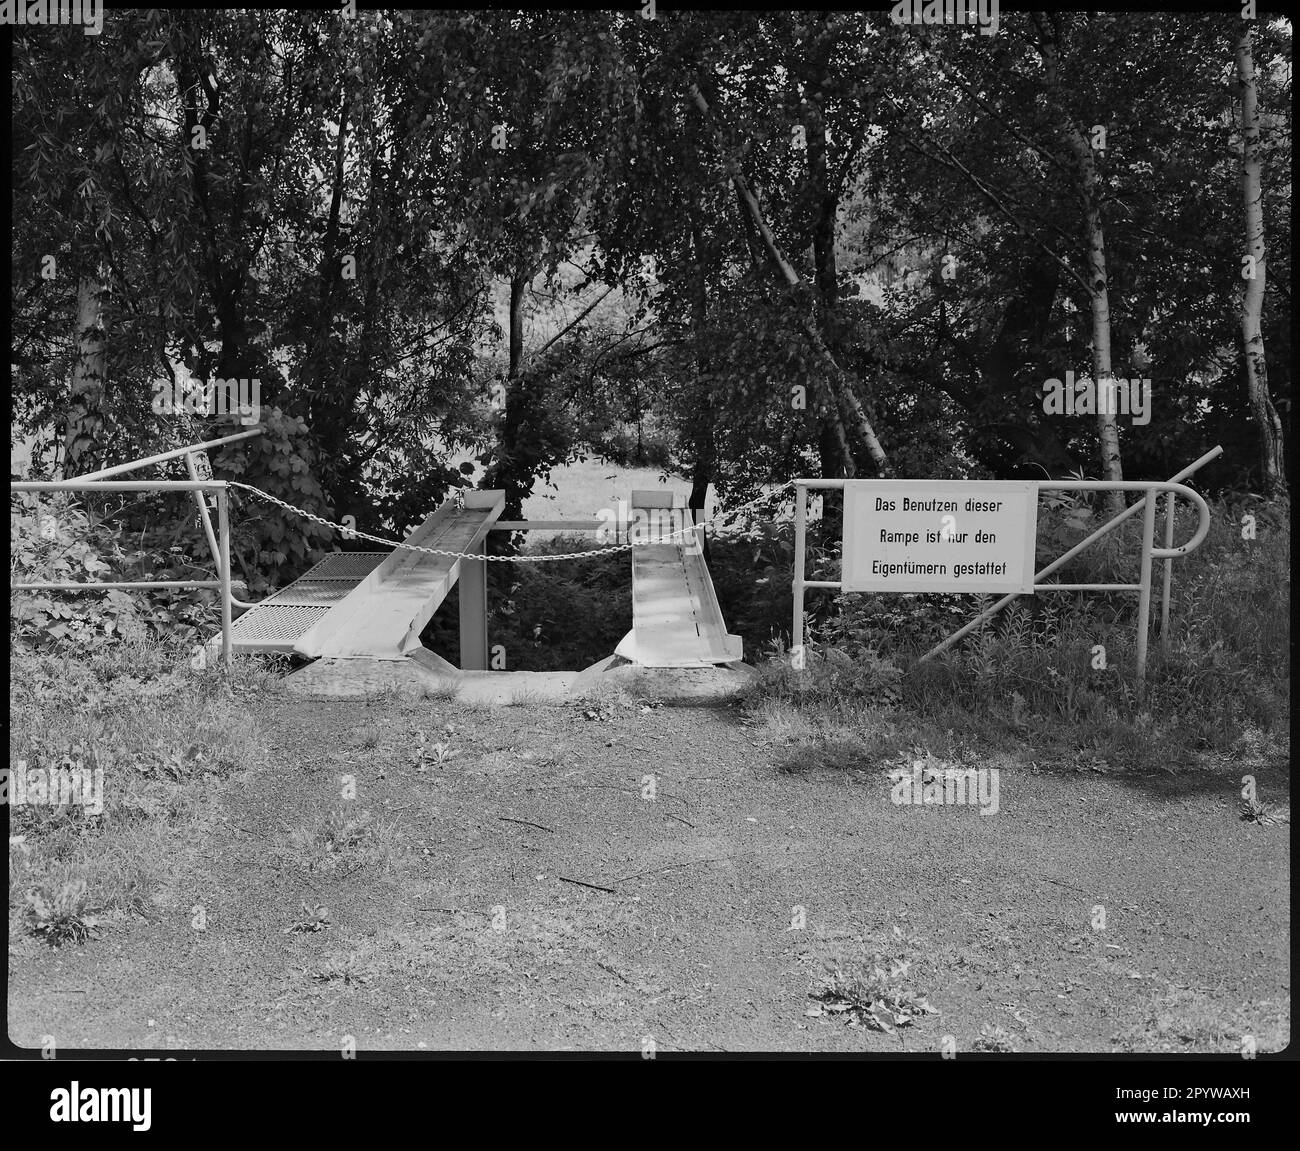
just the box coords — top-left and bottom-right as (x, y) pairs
(741, 494), (1290, 777)
(8, 635), (281, 946)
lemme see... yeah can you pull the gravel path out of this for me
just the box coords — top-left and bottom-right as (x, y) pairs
(8, 699), (1290, 1053)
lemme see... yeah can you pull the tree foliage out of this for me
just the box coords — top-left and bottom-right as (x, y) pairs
(11, 9), (1290, 594)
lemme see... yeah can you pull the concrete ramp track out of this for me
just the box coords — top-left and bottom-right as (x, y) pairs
(615, 491), (743, 668)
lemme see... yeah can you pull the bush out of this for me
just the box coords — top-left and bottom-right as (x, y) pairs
(10, 489), (227, 655)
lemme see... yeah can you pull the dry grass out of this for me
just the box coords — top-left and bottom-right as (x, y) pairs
(276, 807), (401, 875)
(9, 644), (276, 943)
(1110, 989), (1290, 1054)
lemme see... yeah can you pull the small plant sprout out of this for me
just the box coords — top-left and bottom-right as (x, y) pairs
(411, 729), (458, 772)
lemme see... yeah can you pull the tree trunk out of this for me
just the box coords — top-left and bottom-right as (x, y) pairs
(689, 83), (892, 478)
(805, 96), (839, 339)
(805, 91), (856, 493)
(687, 224), (715, 516)
(685, 227), (717, 560)
(1236, 19), (1287, 499)
(1063, 126), (1124, 517)
(65, 275), (107, 477)
(508, 272), (526, 381)
(1037, 18), (1124, 514)
(490, 270), (532, 523)
(302, 89), (354, 513)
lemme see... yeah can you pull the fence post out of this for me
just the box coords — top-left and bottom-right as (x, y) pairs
(459, 536), (488, 671)
(1160, 489), (1176, 652)
(217, 487), (233, 668)
(792, 482), (807, 664)
(1134, 487), (1157, 697)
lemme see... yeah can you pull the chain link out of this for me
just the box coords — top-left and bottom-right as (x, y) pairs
(226, 480), (795, 563)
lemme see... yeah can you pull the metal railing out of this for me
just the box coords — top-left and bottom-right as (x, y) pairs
(65, 427), (262, 609)
(792, 447), (1222, 695)
(11, 478), (236, 667)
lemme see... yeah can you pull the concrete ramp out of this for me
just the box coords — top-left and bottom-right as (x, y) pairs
(291, 491), (503, 660)
(615, 491), (743, 668)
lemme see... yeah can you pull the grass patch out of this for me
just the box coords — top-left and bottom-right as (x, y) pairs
(21, 872), (102, 949)
(423, 679), (461, 702)
(804, 923), (940, 1035)
(1110, 989), (1290, 1054)
(506, 688), (550, 707)
(970, 1024), (1020, 1053)
(276, 807), (400, 875)
(809, 958), (940, 1034)
(9, 637), (275, 942)
(743, 497), (1288, 778)
(573, 678), (636, 721)
(350, 724), (384, 751)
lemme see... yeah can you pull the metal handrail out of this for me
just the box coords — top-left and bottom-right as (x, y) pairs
(51, 428), (264, 609)
(61, 428), (262, 483)
(11, 479), (235, 667)
(920, 447), (1223, 662)
(790, 448), (1223, 695)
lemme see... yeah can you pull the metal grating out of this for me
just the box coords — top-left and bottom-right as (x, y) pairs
(262, 579), (355, 606)
(301, 552), (388, 579)
(226, 553), (388, 652)
(228, 604), (329, 649)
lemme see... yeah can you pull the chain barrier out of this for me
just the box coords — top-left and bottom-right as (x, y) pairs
(226, 480), (796, 564)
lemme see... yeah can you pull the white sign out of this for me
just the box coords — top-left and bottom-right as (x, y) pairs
(841, 481), (1037, 594)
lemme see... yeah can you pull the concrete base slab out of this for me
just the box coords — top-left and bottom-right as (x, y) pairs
(284, 656), (441, 699)
(284, 649), (755, 705)
(449, 669), (581, 706)
(591, 660), (757, 705)
(407, 648), (461, 677)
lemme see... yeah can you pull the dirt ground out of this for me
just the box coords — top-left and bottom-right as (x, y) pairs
(7, 698), (1290, 1054)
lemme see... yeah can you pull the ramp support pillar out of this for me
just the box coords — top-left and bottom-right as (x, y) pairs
(459, 537), (488, 670)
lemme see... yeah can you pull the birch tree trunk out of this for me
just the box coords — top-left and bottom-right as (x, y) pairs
(65, 275), (107, 477)
(1235, 19), (1287, 499)
(1065, 125), (1125, 517)
(1036, 16), (1124, 516)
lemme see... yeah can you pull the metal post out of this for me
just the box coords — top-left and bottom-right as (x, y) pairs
(792, 482), (807, 663)
(459, 537), (488, 671)
(1134, 486), (1157, 697)
(184, 451), (222, 566)
(1159, 489), (1176, 652)
(217, 487), (233, 668)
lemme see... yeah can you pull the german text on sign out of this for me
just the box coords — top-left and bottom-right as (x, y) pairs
(841, 481), (1037, 594)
